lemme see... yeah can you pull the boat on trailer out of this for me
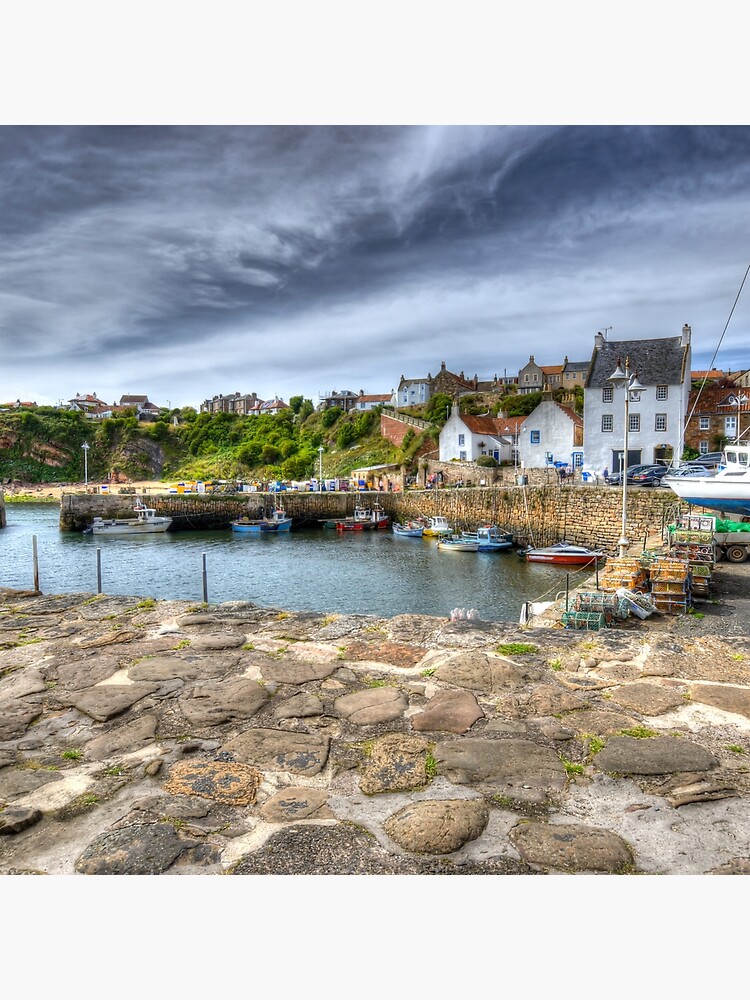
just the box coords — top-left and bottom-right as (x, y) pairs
(663, 444), (750, 516)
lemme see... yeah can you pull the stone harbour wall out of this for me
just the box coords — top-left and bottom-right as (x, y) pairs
(60, 485), (690, 555)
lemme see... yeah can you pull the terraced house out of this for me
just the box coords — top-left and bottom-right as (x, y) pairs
(583, 325), (692, 475)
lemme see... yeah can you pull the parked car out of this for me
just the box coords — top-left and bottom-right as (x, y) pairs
(688, 451), (724, 470)
(605, 464), (653, 486)
(665, 464), (714, 479)
(629, 464), (671, 487)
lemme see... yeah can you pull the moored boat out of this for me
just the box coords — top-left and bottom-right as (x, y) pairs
(231, 506), (292, 533)
(392, 521), (424, 537)
(421, 515), (453, 537)
(335, 503), (389, 531)
(521, 541), (605, 566)
(663, 444), (750, 516)
(437, 535), (481, 552)
(84, 499), (172, 536)
(461, 524), (514, 552)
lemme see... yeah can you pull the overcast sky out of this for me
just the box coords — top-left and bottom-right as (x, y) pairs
(2, 124), (750, 410)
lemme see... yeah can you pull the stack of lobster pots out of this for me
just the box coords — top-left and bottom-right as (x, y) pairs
(597, 557), (649, 594)
(648, 556), (692, 614)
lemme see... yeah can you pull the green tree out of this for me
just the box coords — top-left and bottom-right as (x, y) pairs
(322, 406), (342, 428)
(424, 393), (454, 425)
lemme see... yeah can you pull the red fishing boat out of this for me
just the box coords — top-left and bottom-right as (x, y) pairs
(521, 541), (605, 566)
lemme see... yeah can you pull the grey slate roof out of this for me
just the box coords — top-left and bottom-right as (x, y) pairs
(586, 337), (688, 389)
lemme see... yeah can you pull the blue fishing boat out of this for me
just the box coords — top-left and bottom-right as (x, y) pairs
(231, 506), (292, 533)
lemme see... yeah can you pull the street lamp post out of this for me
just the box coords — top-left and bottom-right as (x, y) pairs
(81, 441), (90, 486)
(608, 357), (644, 559)
(318, 446), (324, 490)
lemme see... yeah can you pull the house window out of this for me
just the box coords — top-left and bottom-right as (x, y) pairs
(656, 385), (668, 400)
(533, 374), (538, 382)
(725, 416), (737, 435)
(629, 413), (640, 433)
(458, 434), (465, 446)
(459, 451), (467, 461)
(602, 387), (613, 403)
(602, 414), (613, 433)
(573, 453), (583, 467)
(655, 413), (667, 432)
(699, 416), (710, 430)
(524, 374), (529, 383)
(530, 430), (540, 444)
(699, 441), (709, 454)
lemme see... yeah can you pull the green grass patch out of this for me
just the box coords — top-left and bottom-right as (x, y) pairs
(496, 642), (537, 655)
(560, 756), (584, 775)
(60, 748), (83, 761)
(619, 726), (657, 739)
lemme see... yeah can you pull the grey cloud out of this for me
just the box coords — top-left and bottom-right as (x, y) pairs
(1, 125), (750, 408)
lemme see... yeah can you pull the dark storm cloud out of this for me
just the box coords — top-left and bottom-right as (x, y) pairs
(1, 125), (750, 407)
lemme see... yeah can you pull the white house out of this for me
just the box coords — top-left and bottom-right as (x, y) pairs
(583, 325), (692, 475)
(396, 374), (432, 408)
(355, 391), (392, 411)
(439, 407), (513, 462)
(518, 397), (583, 469)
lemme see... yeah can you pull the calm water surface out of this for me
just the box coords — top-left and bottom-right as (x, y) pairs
(0, 503), (584, 623)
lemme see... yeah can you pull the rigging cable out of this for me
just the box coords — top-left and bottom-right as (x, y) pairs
(682, 262), (750, 440)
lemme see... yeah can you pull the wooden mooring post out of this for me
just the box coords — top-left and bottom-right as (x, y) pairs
(202, 553), (208, 603)
(32, 534), (40, 592)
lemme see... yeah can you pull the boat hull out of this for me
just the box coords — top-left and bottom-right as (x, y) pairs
(437, 539), (481, 552)
(392, 523), (424, 537)
(663, 477), (750, 516)
(231, 519), (292, 533)
(90, 519), (171, 535)
(525, 552), (602, 565)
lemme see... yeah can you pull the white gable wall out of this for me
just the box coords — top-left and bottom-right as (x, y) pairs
(518, 401), (579, 468)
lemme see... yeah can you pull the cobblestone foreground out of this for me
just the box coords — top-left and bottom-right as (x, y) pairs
(1, 567), (750, 876)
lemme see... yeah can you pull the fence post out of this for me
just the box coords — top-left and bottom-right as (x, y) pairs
(32, 534), (40, 592)
(96, 548), (102, 594)
(202, 553), (208, 603)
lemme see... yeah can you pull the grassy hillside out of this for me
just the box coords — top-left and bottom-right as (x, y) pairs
(0, 404), (420, 484)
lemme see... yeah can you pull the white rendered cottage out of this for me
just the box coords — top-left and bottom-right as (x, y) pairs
(583, 325), (692, 475)
(517, 397), (583, 470)
(439, 407), (513, 462)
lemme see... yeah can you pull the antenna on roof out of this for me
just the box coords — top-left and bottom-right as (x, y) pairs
(600, 327), (612, 340)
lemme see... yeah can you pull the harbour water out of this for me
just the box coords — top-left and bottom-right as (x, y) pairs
(0, 503), (591, 623)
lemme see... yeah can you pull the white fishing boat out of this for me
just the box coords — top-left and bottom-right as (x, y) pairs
(421, 515), (453, 537)
(84, 499), (172, 535)
(663, 444), (750, 516)
(437, 535), (481, 552)
(392, 521), (424, 537)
